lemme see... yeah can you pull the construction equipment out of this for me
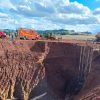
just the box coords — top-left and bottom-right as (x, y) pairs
(95, 32), (100, 42)
(0, 31), (6, 38)
(43, 33), (56, 40)
(18, 28), (40, 40)
(47, 36), (56, 40)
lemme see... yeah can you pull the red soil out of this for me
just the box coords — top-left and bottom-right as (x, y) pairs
(0, 39), (100, 100)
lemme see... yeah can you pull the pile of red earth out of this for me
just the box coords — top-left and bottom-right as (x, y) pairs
(0, 40), (100, 100)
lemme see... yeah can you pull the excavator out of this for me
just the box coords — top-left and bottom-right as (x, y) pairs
(18, 28), (40, 40)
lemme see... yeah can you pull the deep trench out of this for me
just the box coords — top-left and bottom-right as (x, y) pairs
(0, 41), (100, 100)
(29, 63), (85, 100)
(28, 43), (87, 100)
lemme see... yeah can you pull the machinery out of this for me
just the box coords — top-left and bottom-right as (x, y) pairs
(0, 31), (6, 38)
(95, 32), (100, 42)
(43, 33), (56, 40)
(18, 28), (40, 40)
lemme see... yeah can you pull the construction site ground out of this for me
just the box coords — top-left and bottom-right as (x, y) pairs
(0, 39), (100, 100)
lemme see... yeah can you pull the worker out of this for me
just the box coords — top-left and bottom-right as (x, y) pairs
(10, 32), (15, 40)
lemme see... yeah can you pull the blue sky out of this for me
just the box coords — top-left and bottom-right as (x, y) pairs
(70, 0), (100, 10)
(0, 0), (100, 33)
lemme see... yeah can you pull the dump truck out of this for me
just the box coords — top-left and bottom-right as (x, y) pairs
(18, 28), (40, 40)
(0, 31), (6, 38)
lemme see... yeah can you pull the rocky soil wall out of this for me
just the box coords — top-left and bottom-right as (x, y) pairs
(0, 40), (100, 100)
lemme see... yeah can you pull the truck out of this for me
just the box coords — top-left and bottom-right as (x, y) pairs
(0, 31), (6, 38)
(18, 28), (40, 40)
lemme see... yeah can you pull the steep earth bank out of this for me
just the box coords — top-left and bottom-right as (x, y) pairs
(0, 40), (100, 100)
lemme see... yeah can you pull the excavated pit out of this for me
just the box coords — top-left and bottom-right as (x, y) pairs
(0, 40), (100, 100)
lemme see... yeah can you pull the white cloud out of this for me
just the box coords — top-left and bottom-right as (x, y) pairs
(10, 0), (91, 17)
(0, 12), (9, 18)
(19, 5), (31, 11)
(0, 0), (15, 9)
(0, 0), (100, 32)
(58, 1), (91, 16)
(47, 14), (100, 25)
(93, 8), (100, 15)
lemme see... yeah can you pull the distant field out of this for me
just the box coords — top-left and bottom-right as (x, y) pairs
(56, 35), (96, 41)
